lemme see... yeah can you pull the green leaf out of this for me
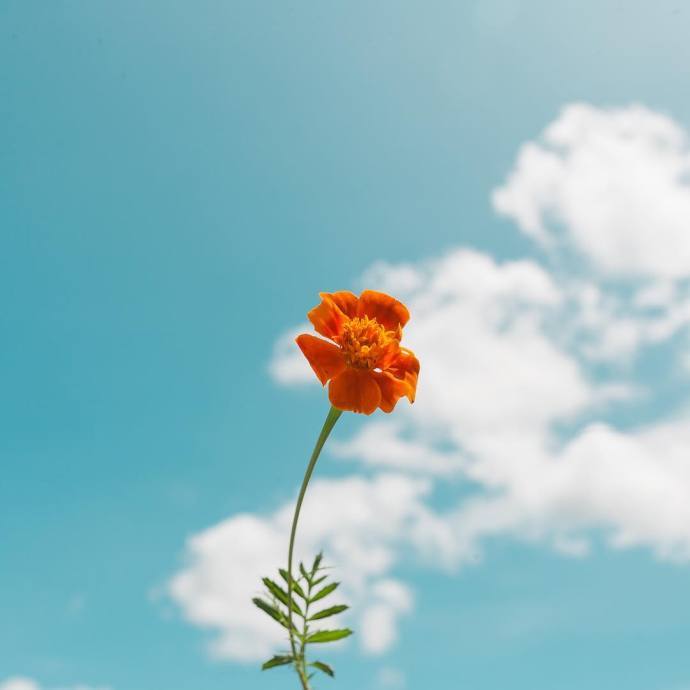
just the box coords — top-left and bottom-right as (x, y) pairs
(311, 574), (328, 587)
(252, 598), (297, 632)
(311, 552), (323, 575)
(305, 628), (353, 644)
(310, 661), (335, 677)
(253, 598), (285, 625)
(299, 562), (311, 582)
(309, 604), (348, 621)
(262, 577), (303, 616)
(261, 655), (293, 670)
(310, 581), (339, 603)
(279, 569), (306, 600)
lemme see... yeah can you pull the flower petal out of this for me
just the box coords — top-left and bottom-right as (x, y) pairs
(384, 347), (420, 403)
(296, 334), (346, 385)
(357, 290), (410, 332)
(376, 338), (402, 370)
(307, 294), (353, 340)
(373, 371), (410, 413)
(322, 291), (358, 319)
(328, 368), (381, 415)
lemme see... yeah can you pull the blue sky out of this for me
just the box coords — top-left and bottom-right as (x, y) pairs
(4, 2), (690, 690)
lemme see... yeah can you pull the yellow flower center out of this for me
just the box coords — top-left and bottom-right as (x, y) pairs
(339, 316), (397, 369)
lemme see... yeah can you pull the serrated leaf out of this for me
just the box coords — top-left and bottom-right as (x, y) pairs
(262, 577), (303, 616)
(305, 628), (353, 644)
(261, 655), (293, 670)
(279, 569), (306, 600)
(309, 604), (348, 621)
(310, 581), (339, 603)
(310, 661), (335, 677)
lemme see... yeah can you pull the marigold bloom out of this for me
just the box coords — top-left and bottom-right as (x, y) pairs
(296, 290), (420, 415)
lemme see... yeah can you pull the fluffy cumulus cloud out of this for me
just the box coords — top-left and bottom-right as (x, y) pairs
(493, 102), (690, 278)
(169, 474), (439, 661)
(169, 103), (690, 663)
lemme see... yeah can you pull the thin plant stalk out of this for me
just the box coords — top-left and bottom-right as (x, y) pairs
(286, 406), (343, 689)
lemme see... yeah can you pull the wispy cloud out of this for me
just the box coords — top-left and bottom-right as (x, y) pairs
(0, 678), (109, 690)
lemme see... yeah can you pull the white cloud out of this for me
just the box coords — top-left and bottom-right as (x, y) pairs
(0, 679), (108, 690)
(0, 680), (40, 690)
(559, 277), (690, 363)
(359, 580), (413, 654)
(340, 241), (690, 565)
(267, 322), (313, 385)
(263, 244), (690, 653)
(331, 420), (464, 476)
(171, 248), (606, 662)
(169, 474), (442, 662)
(493, 103), (690, 279)
(392, 251), (587, 448)
(171, 102), (690, 665)
(446, 414), (690, 561)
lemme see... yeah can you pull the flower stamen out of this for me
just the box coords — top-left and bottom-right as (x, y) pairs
(337, 316), (397, 369)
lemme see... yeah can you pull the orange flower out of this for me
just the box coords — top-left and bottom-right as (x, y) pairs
(296, 290), (420, 415)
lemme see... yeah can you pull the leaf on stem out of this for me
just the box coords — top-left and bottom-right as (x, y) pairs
(252, 597), (298, 633)
(309, 604), (348, 621)
(299, 562), (311, 582)
(310, 581), (339, 603)
(310, 661), (335, 677)
(261, 655), (294, 670)
(262, 577), (303, 616)
(305, 628), (353, 644)
(253, 598), (286, 625)
(278, 568), (307, 600)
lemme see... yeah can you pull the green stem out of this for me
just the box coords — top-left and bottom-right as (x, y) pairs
(287, 406), (343, 690)
(298, 576), (311, 682)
